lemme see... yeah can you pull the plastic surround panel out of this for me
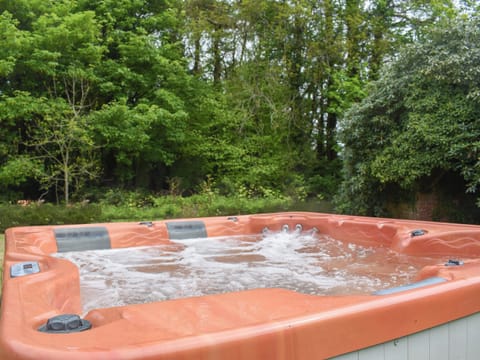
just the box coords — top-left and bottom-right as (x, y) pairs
(165, 221), (207, 240)
(373, 276), (447, 295)
(1, 212), (480, 360)
(54, 227), (110, 252)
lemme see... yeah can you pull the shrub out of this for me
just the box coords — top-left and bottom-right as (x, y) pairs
(0, 192), (300, 231)
(0, 203), (102, 232)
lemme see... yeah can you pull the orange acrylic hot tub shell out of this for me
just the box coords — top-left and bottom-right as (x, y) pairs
(1, 212), (480, 360)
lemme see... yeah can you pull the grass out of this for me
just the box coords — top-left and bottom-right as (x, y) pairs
(0, 234), (4, 299)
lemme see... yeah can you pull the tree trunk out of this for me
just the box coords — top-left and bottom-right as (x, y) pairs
(326, 112), (337, 161)
(212, 27), (222, 86)
(64, 159), (69, 206)
(193, 35), (202, 75)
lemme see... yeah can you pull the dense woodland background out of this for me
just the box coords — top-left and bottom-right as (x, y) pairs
(1, 0), (480, 223)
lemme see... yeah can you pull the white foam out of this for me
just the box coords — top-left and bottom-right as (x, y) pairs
(54, 232), (443, 313)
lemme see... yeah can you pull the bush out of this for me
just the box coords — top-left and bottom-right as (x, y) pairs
(0, 203), (102, 232)
(100, 193), (293, 222)
(0, 191), (303, 231)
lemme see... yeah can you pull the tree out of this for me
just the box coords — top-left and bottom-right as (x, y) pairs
(336, 16), (480, 216)
(28, 100), (99, 204)
(0, 0), (213, 198)
(83, 0), (202, 190)
(0, 11), (25, 77)
(0, 5), (104, 203)
(0, 0), (473, 204)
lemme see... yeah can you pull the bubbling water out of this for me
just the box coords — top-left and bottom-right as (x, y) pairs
(55, 232), (445, 313)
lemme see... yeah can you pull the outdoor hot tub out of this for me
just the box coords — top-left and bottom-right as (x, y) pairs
(1, 212), (480, 359)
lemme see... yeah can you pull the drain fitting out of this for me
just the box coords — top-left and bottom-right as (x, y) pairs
(38, 314), (92, 334)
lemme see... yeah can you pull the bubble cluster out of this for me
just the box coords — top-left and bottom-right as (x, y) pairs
(55, 232), (444, 314)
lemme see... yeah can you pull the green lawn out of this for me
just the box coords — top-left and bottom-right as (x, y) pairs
(1, 234), (4, 299)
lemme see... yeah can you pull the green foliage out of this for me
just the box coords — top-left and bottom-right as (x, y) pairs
(0, 156), (42, 187)
(0, 203), (102, 232)
(98, 193), (293, 223)
(305, 158), (343, 200)
(90, 100), (187, 183)
(1, 0), (478, 213)
(337, 16), (480, 216)
(0, 11), (26, 76)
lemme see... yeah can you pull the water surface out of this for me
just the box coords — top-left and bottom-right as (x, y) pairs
(55, 231), (446, 313)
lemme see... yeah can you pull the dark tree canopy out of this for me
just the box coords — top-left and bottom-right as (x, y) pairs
(0, 0), (478, 214)
(337, 16), (480, 218)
